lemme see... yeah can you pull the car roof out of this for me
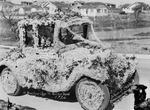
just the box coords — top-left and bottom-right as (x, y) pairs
(18, 12), (93, 28)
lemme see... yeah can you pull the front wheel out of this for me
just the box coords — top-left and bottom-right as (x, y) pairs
(1, 68), (22, 96)
(76, 78), (110, 110)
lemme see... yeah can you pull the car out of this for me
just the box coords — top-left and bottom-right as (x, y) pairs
(0, 12), (139, 110)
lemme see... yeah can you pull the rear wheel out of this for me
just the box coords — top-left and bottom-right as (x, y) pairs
(76, 78), (110, 110)
(1, 68), (22, 96)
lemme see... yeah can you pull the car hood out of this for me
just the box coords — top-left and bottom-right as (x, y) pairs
(60, 45), (137, 85)
(0, 46), (137, 91)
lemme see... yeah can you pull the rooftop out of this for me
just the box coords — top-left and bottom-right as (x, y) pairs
(80, 2), (108, 9)
(51, 1), (70, 10)
(118, 3), (130, 9)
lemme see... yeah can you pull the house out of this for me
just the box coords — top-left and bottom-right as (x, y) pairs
(15, 5), (44, 15)
(118, 3), (134, 13)
(80, 2), (109, 17)
(105, 3), (120, 13)
(123, 4), (135, 13)
(37, 1), (57, 15)
(52, 1), (70, 11)
(38, 1), (70, 15)
(13, 0), (48, 16)
(118, 4), (130, 9)
(73, 1), (85, 5)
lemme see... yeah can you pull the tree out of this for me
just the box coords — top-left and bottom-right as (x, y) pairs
(129, 2), (150, 21)
(0, 6), (19, 39)
(0, 5), (16, 26)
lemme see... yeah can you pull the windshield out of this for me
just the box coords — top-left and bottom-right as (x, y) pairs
(59, 23), (100, 45)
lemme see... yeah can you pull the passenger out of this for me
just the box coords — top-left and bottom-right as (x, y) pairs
(38, 26), (54, 47)
(130, 84), (150, 110)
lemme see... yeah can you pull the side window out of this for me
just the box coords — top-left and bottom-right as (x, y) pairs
(25, 25), (34, 47)
(59, 28), (79, 45)
(25, 24), (54, 48)
(104, 9), (107, 13)
(70, 24), (88, 39)
(58, 24), (89, 45)
(97, 9), (101, 13)
(38, 25), (54, 47)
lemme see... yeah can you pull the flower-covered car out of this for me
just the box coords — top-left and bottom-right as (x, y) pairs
(0, 13), (139, 110)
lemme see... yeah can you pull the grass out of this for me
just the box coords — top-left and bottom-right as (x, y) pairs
(108, 39), (150, 55)
(90, 13), (150, 32)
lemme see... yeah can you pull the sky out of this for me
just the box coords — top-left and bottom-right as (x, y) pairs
(10, 0), (150, 6)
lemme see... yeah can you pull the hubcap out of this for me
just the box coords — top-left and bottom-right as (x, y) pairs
(78, 81), (104, 110)
(1, 71), (17, 94)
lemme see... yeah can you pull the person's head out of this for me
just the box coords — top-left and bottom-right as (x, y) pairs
(132, 84), (147, 91)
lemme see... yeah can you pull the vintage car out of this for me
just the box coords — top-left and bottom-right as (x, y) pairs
(0, 13), (139, 110)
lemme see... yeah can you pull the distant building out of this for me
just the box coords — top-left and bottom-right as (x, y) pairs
(80, 2), (109, 17)
(52, 1), (70, 11)
(38, 1), (70, 15)
(43, 1), (57, 15)
(15, 1), (70, 16)
(73, 1), (85, 5)
(15, 5), (44, 15)
(118, 3), (134, 13)
(8, 1), (34, 15)
(118, 4), (130, 9)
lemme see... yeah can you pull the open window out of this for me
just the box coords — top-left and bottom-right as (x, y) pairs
(59, 23), (89, 45)
(38, 24), (55, 47)
(25, 25), (34, 47)
(59, 28), (79, 45)
(58, 22), (99, 45)
(24, 24), (55, 48)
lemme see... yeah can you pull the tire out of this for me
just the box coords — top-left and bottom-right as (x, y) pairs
(76, 78), (110, 110)
(0, 68), (22, 96)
